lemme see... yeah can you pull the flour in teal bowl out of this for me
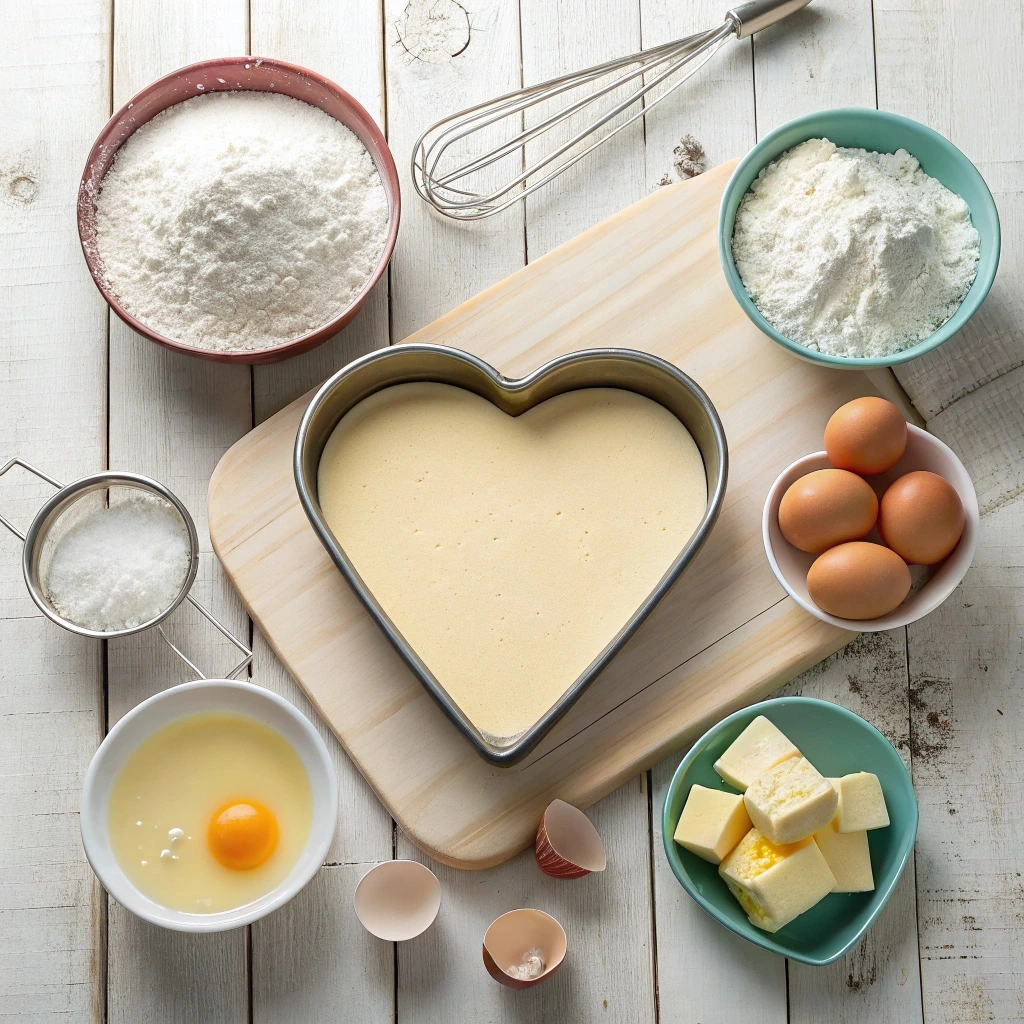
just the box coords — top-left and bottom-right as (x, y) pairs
(731, 138), (980, 359)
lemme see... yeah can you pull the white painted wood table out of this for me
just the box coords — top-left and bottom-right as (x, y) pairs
(2, 0), (1021, 1020)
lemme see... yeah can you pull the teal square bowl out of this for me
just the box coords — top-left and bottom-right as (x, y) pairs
(661, 696), (918, 966)
(719, 107), (1001, 368)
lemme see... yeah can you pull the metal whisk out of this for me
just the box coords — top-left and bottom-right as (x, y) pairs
(412, 0), (812, 220)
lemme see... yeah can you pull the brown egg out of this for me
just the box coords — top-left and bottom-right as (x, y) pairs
(807, 542), (912, 620)
(824, 397), (908, 476)
(878, 471), (965, 565)
(778, 469), (878, 554)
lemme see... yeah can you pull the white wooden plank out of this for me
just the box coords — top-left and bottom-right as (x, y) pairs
(516, 0), (656, 1010)
(0, 0), (109, 1018)
(640, 0), (757, 184)
(0, 622), (105, 1021)
(247, 0), (394, 864)
(875, 0), (1024, 418)
(391, 3), (659, 1019)
(907, 498), (1024, 1024)
(383, 0), (525, 340)
(397, 778), (655, 1023)
(104, 1), (252, 1021)
(363, 0), (528, 1015)
(752, 0), (875, 133)
(384, 1), (659, 1017)
(639, 2), (781, 1020)
(780, 632), (924, 1024)
(379, 0), (526, 1014)
(872, 4), (1024, 1019)
(904, 371), (1024, 1024)
(519, 0), (646, 255)
(251, 864), (393, 1022)
(105, 0), (252, 709)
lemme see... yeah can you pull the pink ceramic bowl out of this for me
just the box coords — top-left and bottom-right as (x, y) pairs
(77, 56), (400, 365)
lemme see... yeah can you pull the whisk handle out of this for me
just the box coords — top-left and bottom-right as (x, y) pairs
(726, 0), (813, 38)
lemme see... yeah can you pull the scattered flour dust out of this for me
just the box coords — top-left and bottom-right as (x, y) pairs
(673, 133), (706, 179)
(731, 138), (980, 358)
(43, 493), (192, 632)
(93, 91), (389, 353)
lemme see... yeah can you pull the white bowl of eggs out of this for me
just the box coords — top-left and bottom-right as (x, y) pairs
(763, 398), (979, 631)
(81, 679), (338, 931)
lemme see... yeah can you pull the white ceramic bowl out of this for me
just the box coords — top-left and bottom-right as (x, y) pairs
(81, 679), (338, 931)
(762, 424), (979, 631)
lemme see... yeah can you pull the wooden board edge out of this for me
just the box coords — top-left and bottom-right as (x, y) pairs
(399, 160), (742, 350)
(390, 607), (855, 869)
(203, 154), (872, 870)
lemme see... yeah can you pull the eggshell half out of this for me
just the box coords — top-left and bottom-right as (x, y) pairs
(353, 860), (441, 941)
(482, 909), (567, 989)
(535, 799), (607, 879)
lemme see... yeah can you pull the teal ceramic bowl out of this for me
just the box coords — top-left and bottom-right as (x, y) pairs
(661, 696), (917, 966)
(719, 108), (1000, 369)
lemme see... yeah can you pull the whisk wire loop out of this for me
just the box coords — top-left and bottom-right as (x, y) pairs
(412, 23), (733, 220)
(418, 27), (718, 187)
(411, 0), (813, 219)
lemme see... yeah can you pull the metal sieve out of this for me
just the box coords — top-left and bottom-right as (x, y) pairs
(1, 458), (251, 678)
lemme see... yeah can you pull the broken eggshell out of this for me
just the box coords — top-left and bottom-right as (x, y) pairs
(482, 909), (567, 990)
(534, 799), (607, 879)
(353, 860), (440, 941)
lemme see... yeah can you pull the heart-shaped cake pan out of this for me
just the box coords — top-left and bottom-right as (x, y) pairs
(295, 344), (728, 764)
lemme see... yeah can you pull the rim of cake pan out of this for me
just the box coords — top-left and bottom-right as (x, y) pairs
(294, 343), (730, 765)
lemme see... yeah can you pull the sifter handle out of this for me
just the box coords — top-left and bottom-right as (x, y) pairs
(726, 0), (813, 38)
(157, 594), (253, 681)
(0, 458), (62, 542)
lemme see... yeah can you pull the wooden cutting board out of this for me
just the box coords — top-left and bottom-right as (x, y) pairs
(209, 160), (903, 869)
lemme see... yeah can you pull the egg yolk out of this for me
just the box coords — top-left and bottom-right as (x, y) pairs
(207, 800), (279, 871)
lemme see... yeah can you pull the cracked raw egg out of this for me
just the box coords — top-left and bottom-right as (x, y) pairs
(108, 712), (311, 913)
(208, 800), (279, 870)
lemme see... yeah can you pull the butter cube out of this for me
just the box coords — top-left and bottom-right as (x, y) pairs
(713, 716), (801, 791)
(674, 785), (752, 864)
(719, 828), (836, 933)
(813, 819), (874, 892)
(743, 756), (838, 844)
(829, 773), (890, 832)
